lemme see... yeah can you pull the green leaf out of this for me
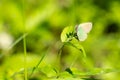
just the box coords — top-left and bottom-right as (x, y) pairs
(59, 71), (73, 78)
(61, 26), (74, 42)
(59, 38), (87, 68)
(65, 68), (74, 76)
(68, 38), (86, 58)
(70, 67), (120, 76)
(40, 65), (57, 77)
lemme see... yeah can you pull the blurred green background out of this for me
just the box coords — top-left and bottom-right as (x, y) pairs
(0, 0), (120, 80)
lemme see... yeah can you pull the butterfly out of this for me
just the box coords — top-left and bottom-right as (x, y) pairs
(75, 22), (92, 41)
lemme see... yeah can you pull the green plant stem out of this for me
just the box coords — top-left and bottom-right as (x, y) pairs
(8, 33), (28, 50)
(22, 0), (27, 79)
(30, 52), (47, 77)
(57, 43), (65, 70)
(23, 35), (27, 80)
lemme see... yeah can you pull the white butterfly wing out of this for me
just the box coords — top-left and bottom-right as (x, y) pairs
(79, 22), (92, 33)
(76, 26), (87, 41)
(77, 32), (87, 41)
